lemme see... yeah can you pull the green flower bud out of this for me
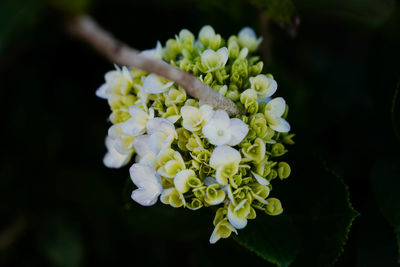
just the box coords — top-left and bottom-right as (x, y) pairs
(226, 88), (240, 101)
(209, 34), (222, 50)
(228, 38), (240, 59)
(278, 162), (291, 180)
(108, 94), (136, 111)
(184, 99), (199, 107)
(270, 143), (287, 157)
(282, 133), (296, 145)
(205, 185), (226, 206)
(213, 207), (227, 226)
(186, 133), (203, 151)
(163, 39), (180, 61)
(241, 138), (266, 163)
(248, 207), (257, 219)
(177, 29), (195, 52)
(232, 58), (248, 78)
(193, 186), (206, 199)
(161, 188), (186, 208)
(199, 25), (216, 47)
(186, 198), (203, 210)
(229, 174), (242, 189)
(109, 109), (130, 124)
(164, 87), (187, 106)
(250, 61), (264, 76)
(267, 169), (278, 180)
(265, 198), (283, 216)
(177, 128), (191, 151)
(203, 72), (213, 85)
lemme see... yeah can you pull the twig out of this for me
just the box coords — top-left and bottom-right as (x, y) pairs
(66, 15), (242, 116)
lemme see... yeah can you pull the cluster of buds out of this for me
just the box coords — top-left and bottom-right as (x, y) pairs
(96, 26), (294, 243)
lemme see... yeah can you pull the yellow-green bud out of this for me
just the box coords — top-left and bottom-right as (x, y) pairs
(278, 162), (291, 180)
(265, 198), (283, 216)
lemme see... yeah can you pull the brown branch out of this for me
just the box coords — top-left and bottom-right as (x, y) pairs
(66, 15), (242, 116)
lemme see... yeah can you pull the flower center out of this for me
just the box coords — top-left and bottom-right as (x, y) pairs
(217, 129), (224, 136)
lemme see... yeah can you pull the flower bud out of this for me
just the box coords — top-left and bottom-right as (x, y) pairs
(278, 162), (291, 180)
(265, 198), (283, 216)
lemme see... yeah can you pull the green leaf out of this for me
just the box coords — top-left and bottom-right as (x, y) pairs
(234, 215), (299, 267)
(371, 158), (400, 263)
(235, 156), (358, 266)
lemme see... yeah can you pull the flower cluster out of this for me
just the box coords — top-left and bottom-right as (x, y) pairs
(96, 26), (295, 243)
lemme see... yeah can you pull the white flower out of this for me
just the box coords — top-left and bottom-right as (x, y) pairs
(227, 199), (251, 229)
(249, 74), (277, 98)
(146, 118), (177, 155)
(96, 65), (133, 99)
(140, 41), (163, 60)
(132, 135), (156, 168)
(209, 145), (241, 185)
(142, 74), (174, 94)
(174, 169), (196, 193)
(264, 97), (290, 133)
(121, 107), (154, 136)
(202, 109), (248, 146)
(201, 47), (229, 72)
(238, 27), (263, 52)
(129, 163), (162, 206)
(103, 136), (131, 168)
(181, 104), (213, 132)
(198, 25), (216, 46)
(209, 219), (237, 244)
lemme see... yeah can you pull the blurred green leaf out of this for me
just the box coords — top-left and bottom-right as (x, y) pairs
(236, 157), (358, 266)
(371, 158), (400, 263)
(235, 215), (299, 267)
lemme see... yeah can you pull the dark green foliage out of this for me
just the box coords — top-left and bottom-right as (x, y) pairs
(1, 0), (400, 266)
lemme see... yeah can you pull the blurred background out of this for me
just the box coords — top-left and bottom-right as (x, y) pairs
(1, 0), (400, 266)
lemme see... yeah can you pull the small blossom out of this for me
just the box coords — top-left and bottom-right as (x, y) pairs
(129, 163), (162, 206)
(209, 218), (237, 244)
(140, 41), (163, 60)
(202, 110), (248, 146)
(142, 74), (174, 94)
(181, 104), (213, 132)
(227, 199), (251, 229)
(249, 74), (277, 98)
(264, 97), (290, 133)
(146, 117), (177, 155)
(96, 65), (133, 99)
(201, 47), (229, 72)
(209, 145), (241, 185)
(198, 25), (216, 46)
(103, 136), (132, 168)
(238, 27), (263, 52)
(121, 107), (154, 136)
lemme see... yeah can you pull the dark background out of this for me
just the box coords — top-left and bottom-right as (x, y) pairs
(1, 0), (400, 266)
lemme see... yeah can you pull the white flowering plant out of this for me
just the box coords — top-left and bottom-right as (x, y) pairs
(96, 26), (295, 243)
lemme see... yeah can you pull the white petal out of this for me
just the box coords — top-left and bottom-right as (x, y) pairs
(266, 97), (286, 117)
(227, 204), (247, 229)
(140, 41), (163, 60)
(121, 117), (147, 136)
(95, 84), (109, 99)
(174, 169), (195, 193)
(103, 137), (131, 168)
(265, 77), (277, 98)
(142, 74), (174, 94)
(132, 136), (156, 167)
(129, 163), (162, 206)
(107, 124), (123, 140)
(251, 171), (270, 186)
(209, 145), (241, 169)
(166, 115), (181, 124)
(227, 118), (249, 146)
(146, 118), (177, 138)
(216, 47), (229, 67)
(199, 104), (214, 122)
(131, 188), (159, 206)
(148, 132), (171, 155)
(270, 118), (291, 133)
(202, 110), (232, 145)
